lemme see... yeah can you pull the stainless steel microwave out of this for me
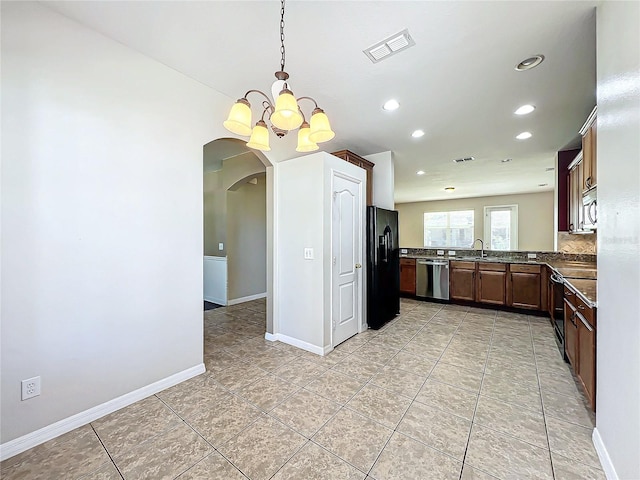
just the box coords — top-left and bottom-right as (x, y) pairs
(583, 188), (597, 230)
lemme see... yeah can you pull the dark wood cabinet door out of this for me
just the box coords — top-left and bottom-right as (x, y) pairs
(450, 268), (475, 301)
(510, 272), (542, 310)
(331, 150), (374, 206)
(564, 301), (578, 367)
(577, 313), (596, 411)
(399, 260), (416, 295)
(477, 270), (506, 305)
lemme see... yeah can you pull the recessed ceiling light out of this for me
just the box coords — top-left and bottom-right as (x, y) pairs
(382, 99), (400, 111)
(516, 131), (532, 140)
(545, 167), (555, 171)
(412, 129), (425, 138)
(515, 104), (536, 115)
(416, 170), (425, 175)
(515, 55), (545, 71)
(444, 187), (455, 192)
(538, 183), (548, 187)
(501, 158), (513, 163)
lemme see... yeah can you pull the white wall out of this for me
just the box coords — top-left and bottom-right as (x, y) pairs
(0, 2), (236, 448)
(274, 153), (365, 353)
(396, 191), (555, 251)
(594, 2), (640, 478)
(365, 151), (395, 210)
(227, 175), (267, 301)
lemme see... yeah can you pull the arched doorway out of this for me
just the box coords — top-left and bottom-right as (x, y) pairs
(202, 138), (274, 334)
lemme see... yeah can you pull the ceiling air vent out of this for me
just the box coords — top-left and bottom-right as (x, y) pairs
(453, 156), (475, 164)
(364, 29), (415, 63)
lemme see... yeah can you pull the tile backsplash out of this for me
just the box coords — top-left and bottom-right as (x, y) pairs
(557, 231), (597, 254)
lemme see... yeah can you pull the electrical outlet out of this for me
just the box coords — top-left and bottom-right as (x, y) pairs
(437, 250), (445, 255)
(21, 376), (41, 401)
(527, 253), (537, 259)
(304, 248), (314, 260)
(448, 251), (456, 256)
(400, 249), (408, 254)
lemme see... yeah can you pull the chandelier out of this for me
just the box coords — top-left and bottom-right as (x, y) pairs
(223, 0), (334, 153)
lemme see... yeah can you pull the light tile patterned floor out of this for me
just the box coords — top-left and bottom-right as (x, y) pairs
(1, 298), (605, 479)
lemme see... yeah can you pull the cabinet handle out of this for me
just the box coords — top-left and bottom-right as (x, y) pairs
(577, 312), (594, 331)
(577, 304), (585, 310)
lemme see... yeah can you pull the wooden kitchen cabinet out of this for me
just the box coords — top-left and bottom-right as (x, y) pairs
(450, 261), (476, 302)
(477, 263), (506, 305)
(568, 154), (584, 232)
(331, 150), (375, 206)
(580, 107), (597, 192)
(508, 264), (542, 310)
(577, 312), (596, 410)
(564, 283), (597, 411)
(399, 258), (416, 295)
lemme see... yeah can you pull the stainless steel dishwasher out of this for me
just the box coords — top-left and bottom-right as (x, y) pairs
(416, 259), (450, 300)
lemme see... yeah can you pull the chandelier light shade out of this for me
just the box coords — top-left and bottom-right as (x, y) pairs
(308, 108), (335, 143)
(296, 122), (319, 152)
(271, 89), (303, 131)
(223, 99), (253, 137)
(222, 0), (334, 152)
(246, 120), (271, 151)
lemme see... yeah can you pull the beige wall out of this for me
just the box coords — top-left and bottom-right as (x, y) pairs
(227, 175), (267, 300)
(203, 153), (265, 256)
(396, 191), (554, 251)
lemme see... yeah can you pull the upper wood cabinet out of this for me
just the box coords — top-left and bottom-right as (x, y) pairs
(568, 153), (584, 232)
(580, 107), (597, 192)
(331, 150), (374, 206)
(508, 264), (542, 310)
(450, 261), (476, 302)
(399, 258), (416, 295)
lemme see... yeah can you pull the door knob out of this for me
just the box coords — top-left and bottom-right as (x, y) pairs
(355, 263), (362, 269)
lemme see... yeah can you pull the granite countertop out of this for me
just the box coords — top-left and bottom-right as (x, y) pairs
(564, 278), (597, 307)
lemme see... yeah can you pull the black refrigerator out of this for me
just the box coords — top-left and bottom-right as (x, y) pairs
(366, 206), (400, 329)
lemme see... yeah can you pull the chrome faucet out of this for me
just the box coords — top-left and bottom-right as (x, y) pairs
(473, 238), (486, 258)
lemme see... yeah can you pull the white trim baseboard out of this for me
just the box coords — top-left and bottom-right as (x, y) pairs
(593, 427), (619, 480)
(0, 363), (205, 462)
(264, 332), (325, 356)
(204, 295), (226, 305)
(227, 292), (267, 306)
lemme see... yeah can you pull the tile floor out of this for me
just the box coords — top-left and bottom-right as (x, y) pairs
(1, 298), (606, 479)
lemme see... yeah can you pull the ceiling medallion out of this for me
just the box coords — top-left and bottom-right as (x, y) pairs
(223, 0), (334, 153)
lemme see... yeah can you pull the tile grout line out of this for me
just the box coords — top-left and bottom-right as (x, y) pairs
(88, 423), (125, 480)
(456, 308), (497, 479)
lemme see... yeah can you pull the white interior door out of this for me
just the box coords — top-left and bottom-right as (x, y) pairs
(332, 171), (362, 347)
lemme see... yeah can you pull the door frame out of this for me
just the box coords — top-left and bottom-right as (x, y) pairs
(329, 168), (366, 349)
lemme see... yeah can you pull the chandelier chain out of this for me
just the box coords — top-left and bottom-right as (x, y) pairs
(279, 0), (286, 72)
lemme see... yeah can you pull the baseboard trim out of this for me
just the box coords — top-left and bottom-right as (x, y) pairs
(264, 332), (325, 356)
(0, 363), (205, 461)
(593, 427), (618, 480)
(204, 295), (226, 306)
(227, 292), (267, 306)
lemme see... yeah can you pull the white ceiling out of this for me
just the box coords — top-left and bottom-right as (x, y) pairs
(44, 0), (597, 203)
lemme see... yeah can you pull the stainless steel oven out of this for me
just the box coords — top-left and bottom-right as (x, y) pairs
(549, 272), (567, 360)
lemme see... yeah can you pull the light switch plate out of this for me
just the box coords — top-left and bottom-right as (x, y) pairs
(304, 248), (314, 260)
(448, 251), (456, 256)
(527, 253), (537, 259)
(437, 250), (445, 256)
(218, 243), (224, 251)
(400, 249), (408, 254)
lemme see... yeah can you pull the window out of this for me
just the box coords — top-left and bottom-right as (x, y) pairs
(424, 210), (474, 248)
(484, 205), (518, 250)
